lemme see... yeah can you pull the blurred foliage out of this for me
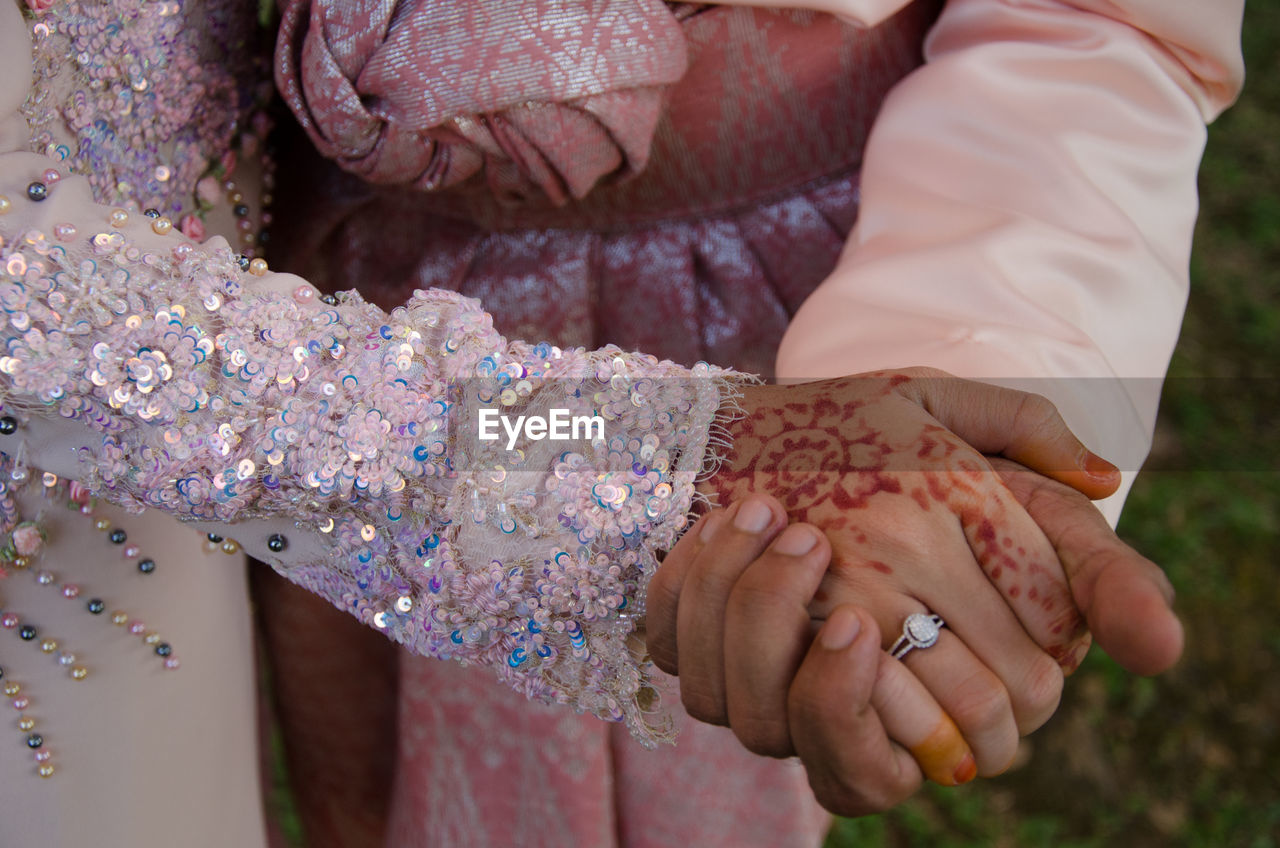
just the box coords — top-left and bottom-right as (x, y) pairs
(827, 4), (1280, 846)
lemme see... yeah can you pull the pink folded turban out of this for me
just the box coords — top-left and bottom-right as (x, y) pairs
(275, 0), (689, 205)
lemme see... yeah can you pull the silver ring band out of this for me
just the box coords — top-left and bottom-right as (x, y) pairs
(890, 612), (945, 660)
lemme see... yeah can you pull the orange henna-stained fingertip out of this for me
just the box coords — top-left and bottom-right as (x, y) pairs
(908, 714), (974, 787)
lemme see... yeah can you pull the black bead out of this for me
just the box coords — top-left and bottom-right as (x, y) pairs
(26, 734), (43, 749)
(266, 533), (287, 553)
(236, 255), (251, 272)
(86, 598), (105, 614)
(320, 293), (337, 306)
(257, 230), (270, 246)
(26, 182), (47, 202)
(108, 528), (127, 544)
(233, 204), (249, 218)
(18, 625), (36, 641)
(0, 666), (5, 680)
(143, 208), (161, 218)
(137, 558), (156, 574)
(206, 532), (223, 543)
(0, 416), (16, 435)
(154, 642), (172, 657)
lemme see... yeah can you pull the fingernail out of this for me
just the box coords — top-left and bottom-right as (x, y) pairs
(1083, 450), (1118, 479)
(953, 753), (977, 785)
(700, 512), (725, 543)
(774, 525), (818, 556)
(733, 498), (773, 533)
(819, 608), (862, 651)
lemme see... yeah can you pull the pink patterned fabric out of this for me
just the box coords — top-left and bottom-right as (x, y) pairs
(267, 4), (938, 846)
(275, 0), (688, 203)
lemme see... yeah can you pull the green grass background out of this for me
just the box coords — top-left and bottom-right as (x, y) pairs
(827, 4), (1280, 846)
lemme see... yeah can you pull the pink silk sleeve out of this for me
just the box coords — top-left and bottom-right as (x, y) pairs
(750, 0), (1245, 522)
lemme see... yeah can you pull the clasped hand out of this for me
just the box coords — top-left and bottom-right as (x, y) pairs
(644, 369), (1182, 816)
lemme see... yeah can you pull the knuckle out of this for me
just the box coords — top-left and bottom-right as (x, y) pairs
(730, 715), (794, 759)
(727, 573), (797, 618)
(681, 563), (739, 604)
(947, 670), (1012, 732)
(1015, 392), (1064, 440)
(1012, 655), (1064, 733)
(680, 684), (728, 727)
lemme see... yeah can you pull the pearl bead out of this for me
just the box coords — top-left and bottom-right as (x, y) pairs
(26, 733), (43, 749)
(123, 545), (139, 558)
(38, 764), (54, 778)
(151, 216), (173, 235)
(143, 632), (160, 645)
(128, 620), (146, 635)
(18, 625), (37, 641)
(17, 717), (34, 731)
(94, 517), (112, 531)
(34, 750), (51, 763)
(70, 667), (87, 680)
(111, 612), (128, 626)
(1, 614), (18, 629)
(42, 169), (60, 185)
(36, 571), (54, 585)
(62, 584), (80, 598)
(86, 598), (105, 614)
(137, 559), (156, 574)
(220, 540), (240, 555)
(155, 643), (172, 657)
(40, 639), (58, 653)
(108, 528), (127, 544)
(267, 533), (287, 553)
(108, 208), (129, 228)
(248, 257), (268, 276)
(3, 682), (19, 696)
(11, 556), (27, 570)
(26, 182), (48, 202)
(0, 194), (10, 214)
(163, 657), (180, 670)
(143, 208), (161, 218)
(206, 532), (223, 543)
(53, 222), (76, 241)
(12, 696), (30, 710)
(0, 416), (17, 434)
(58, 652), (75, 667)
(292, 285), (316, 305)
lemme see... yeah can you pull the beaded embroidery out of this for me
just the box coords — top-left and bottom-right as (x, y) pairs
(0, 175), (746, 745)
(0, 455), (180, 778)
(20, 0), (273, 252)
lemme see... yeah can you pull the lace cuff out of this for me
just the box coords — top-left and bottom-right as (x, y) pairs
(0, 158), (748, 744)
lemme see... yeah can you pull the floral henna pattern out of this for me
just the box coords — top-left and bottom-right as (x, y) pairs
(703, 375), (1088, 668)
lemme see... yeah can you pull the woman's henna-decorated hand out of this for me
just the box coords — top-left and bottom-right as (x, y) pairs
(649, 369), (1133, 778)
(646, 482), (1181, 817)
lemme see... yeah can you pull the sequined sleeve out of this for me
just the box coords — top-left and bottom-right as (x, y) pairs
(0, 154), (745, 744)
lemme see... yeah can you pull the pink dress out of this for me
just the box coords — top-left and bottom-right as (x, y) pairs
(0, 1), (1243, 846)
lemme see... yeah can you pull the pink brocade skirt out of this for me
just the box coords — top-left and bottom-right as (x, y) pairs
(268, 4), (940, 845)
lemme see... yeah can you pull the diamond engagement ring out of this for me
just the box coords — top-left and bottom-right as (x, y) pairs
(890, 612), (945, 660)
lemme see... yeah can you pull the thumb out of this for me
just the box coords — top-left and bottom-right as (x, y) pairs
(901, 369), (1122, 500)
(991, 458), (1184, 675)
